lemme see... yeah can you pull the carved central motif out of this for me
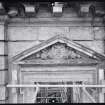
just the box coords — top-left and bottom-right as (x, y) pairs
(23, 42), (82, 60)
(46, 43), (66, 59)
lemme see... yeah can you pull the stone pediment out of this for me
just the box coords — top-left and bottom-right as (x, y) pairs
(12, 35), (105, 65)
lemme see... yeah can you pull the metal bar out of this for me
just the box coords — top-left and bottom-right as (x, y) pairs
(7, 84), (105, 88)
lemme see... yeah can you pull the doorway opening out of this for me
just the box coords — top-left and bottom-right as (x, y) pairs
(35, 81), (82, 103)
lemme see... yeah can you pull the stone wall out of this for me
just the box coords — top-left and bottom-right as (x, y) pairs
(7, 24), (105, 59)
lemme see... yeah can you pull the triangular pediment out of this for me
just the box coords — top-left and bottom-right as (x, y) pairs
(12, 35), (105, 65)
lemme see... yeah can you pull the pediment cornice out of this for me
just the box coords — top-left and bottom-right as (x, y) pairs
(11, 35), (105, 65)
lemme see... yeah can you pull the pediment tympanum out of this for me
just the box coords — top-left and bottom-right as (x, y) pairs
(12, 35), (105, 65)
(21, 42), (98, 65)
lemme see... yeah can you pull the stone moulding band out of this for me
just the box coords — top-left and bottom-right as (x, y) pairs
(7, 84), (105, 88)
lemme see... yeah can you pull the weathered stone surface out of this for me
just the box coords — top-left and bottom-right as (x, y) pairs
(38, 27), (69, 40)
(76, 40), (104, 54)
(91, 40), (105, 54)
(0, 86), (6, 100)
(0, 42), (5, 55)
(67, 27), (94, 40)
(8, 26), (38, 41)
(0, 42), (8, 55)
(0, 25), (4, 40)
(0, 71), (7, 85)
(8, 26), (103, 41)
(0, 56), (8, 70)
(8, 41), (41, 58)
(93, 27), (105, 40)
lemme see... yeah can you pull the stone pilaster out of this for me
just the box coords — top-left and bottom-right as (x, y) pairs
(99, 68), (104, 103)
(9, 64), (18, 103)
(0, 15), (8, 103)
